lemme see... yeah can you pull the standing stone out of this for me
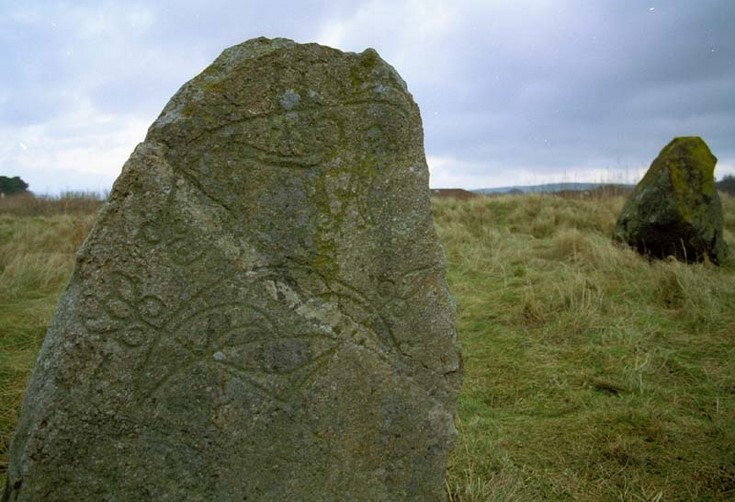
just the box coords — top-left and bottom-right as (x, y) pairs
(613, 136), (728, 264)
(4, 38), (462, 501)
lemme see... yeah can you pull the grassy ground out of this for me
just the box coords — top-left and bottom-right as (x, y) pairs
(0, 195), (102, 483)
(438, 193), (735, 501)
(1, 192), (734, 500)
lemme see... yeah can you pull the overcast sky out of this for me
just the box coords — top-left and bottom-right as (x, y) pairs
(2, 1), (734, 194)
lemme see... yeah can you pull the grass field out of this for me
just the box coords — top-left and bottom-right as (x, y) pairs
(1, 192), (734, 500)
(0, 195), (103, 492)
(437, 192), (735, 501)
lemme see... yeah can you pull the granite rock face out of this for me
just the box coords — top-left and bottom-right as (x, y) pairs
(4, 38), (462, 501)
(614, 136), (728, 264)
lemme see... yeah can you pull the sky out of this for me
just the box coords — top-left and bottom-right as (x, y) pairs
(1, 0), (734, 194)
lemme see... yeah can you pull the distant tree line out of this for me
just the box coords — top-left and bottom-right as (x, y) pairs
(0, 176), (29, 196)
(717, 174), (735, 196)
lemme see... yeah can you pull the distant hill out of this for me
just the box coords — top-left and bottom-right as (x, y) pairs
(430, 188), (479, 199)
(473, 182), (634, 195)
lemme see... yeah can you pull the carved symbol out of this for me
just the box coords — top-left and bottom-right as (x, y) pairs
(140, 221), (208, 266)
(185, 100), (411, 171)
(139, 299), (341, 406)
(246, 261), (438, 358)
(85, 260), (437, 411)
(80, 112), (436, 405)
(87, 272), (341, 406)
(87, 272), (167, 348)
(87, 260), (437, 411)
(138, 182), (210, 266)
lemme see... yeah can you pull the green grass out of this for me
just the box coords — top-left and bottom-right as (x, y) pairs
(1, 192), (734, 500)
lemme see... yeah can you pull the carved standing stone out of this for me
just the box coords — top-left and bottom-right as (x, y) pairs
(4, 38), (462, 501)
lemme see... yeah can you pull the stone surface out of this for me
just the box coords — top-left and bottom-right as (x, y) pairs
(4, 37), (462, 501)
(613, 136), (728, 264)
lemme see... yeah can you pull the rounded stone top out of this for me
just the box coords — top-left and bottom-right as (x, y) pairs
(147, 37), (412, 149)
(642, 136), (717, 198)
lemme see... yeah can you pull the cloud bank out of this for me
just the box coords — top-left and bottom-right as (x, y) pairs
(1, 1), (733, 193)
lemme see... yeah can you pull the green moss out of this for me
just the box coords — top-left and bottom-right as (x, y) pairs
(670, 138), (716, 223)
(635, 137), (718, 225)
(359, 48), (380, 70)
(310, 151), (384, 284)
(347, 48), (380, 89)
(201, 78), (226, 96)
(644, 138), (716, 189)
(311, 171), (342, 283)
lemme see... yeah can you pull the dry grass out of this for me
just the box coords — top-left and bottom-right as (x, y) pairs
(0, 191), (104, 217)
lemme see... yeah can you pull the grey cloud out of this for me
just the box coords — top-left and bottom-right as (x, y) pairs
(408, 1), (735, 183)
